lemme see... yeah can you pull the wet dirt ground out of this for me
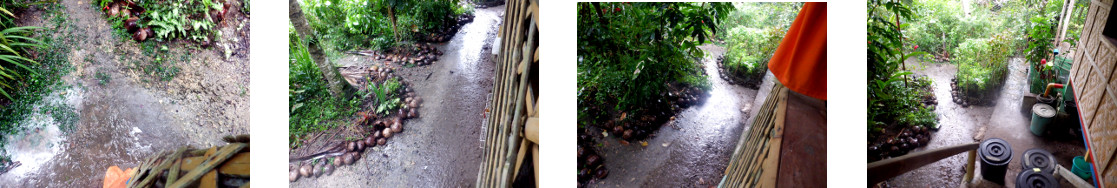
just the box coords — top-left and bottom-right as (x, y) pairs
(884, 58), (1085, 187)
(587, 44), (763, 187)
(289, 5), (502, 187)
(0, 0), (250, 186)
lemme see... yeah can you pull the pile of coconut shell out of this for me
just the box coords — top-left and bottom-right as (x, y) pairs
(349, 43), (443, 67)
(421, 14), (475, 42)
(950, 77), (998, 107)
(100, 0), (231, 42)
(576, 127), (608, 187)
(667, 85), (706, 109)
(867, 125), (932, 162)
(289, 68), (423, 182)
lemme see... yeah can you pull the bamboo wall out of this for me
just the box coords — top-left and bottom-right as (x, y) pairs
(476, 0), (540, 187)
(1067, 0), (1116, 186)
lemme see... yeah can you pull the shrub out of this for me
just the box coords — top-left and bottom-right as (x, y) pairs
(722, 26), (784, 82)
(954, 35), (1013, 98)
(577, 2), (731, 124)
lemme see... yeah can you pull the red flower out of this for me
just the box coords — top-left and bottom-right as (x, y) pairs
(913, 45), (918, 49)
(1041, 59), (1047, 66)
(615, 7), (620, 12)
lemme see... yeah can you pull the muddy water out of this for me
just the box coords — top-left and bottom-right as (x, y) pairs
(290, 5), (502, 187)
(886, 58), (1085, 187)
(589, 44), (759, 187)
(0, 0), (250, 186)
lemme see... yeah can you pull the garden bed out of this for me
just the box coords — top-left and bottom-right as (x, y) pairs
(289, 66), (423, 182)
(717, 54), (765, 89)
(868, 75), (938, 162)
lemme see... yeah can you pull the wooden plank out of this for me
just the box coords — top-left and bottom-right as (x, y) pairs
(525, 117), (539, 143)
(168, 143), (246, 188)
(758, 94), (788, 187)
(126, 154), (160, 188)
(532, 145), (539, 188)
(867, 143), (980, 184)
(166, 147), (187, 184)
(1056, 165), (1097, 188)
(218, 152), (251, 176)
(201, 169), (218, 188)
(135, 152), (178, 188)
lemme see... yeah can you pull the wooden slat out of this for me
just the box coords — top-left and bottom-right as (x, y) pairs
(168, 143), (246, 188)
(525, 117), (539, 143)
(200, 169), (218, 188)
(166, 147), (188, 184)
(758, 89), (789, 187)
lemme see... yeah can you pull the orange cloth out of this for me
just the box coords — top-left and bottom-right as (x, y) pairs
(768, 2), (827, 100)
(103, 166), (134, 188)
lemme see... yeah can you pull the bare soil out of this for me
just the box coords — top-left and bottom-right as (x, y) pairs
(0, 0), (250, 186)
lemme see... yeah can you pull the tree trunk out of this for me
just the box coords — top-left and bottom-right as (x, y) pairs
(290, 0), (353, 98)
(389, 7), (400, 43)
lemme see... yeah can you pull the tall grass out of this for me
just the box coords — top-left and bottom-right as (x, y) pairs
(0, 6), (44, 100)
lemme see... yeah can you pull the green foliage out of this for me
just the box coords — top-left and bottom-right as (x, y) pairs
(95, 69), (110, 85)
(954, 36), (1013, 97)
(868, 0), (937, 133)
(722, 26), (785, 82)
(905, 0), (1036, 60)
(1024, 6), (1056, 65)
(0, 4), (77, 142)
(146, 0), (220, 42)
(577, 2), (731, 124)
(366, 77), (401, 115)
(0, 25), (44, 100)
(715, 2), (800, 41)
(300, 0), (468, 52)
(289, 27), (361, 145)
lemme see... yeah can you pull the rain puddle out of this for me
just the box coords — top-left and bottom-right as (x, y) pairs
(0, 86), (82, 183)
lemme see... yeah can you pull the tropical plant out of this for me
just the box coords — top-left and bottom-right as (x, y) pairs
(954, 35), (1013, 99)
(0, 10), (44, 100)
(299, 0), (466, 52)
(577, 2), (732, 125)
(868, 0), (935, 133)
(722, 26), (785, 84)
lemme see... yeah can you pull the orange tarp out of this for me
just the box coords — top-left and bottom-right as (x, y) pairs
(768, 2), (827, 100)
(103, 166), (134, 188)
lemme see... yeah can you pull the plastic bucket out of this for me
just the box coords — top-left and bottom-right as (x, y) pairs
(1016, 168), (1059, 188)
(1021, 148), (1056, 173)
(1071, 156), (1093, 181)
(1031, 104), (1056, 136)
(979, 138), (1013, 185)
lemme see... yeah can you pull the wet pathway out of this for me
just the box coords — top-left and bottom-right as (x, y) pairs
(0, 0), (250, 186)
(290, 5), (502, 187)
(590, 44), (759, 187)
(886, 58), (1085, 187)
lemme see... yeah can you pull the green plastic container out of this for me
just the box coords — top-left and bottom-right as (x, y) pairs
(1072, 156), (1093, 181)
(1031, 104), (1056, 136)
(1056, 56), (1073, 83)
